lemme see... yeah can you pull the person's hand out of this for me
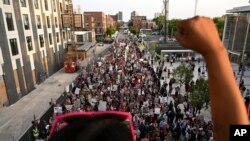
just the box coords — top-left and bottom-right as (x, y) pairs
(175, 16), (224, 56)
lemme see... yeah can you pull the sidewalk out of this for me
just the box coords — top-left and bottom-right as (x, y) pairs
(0, 44), (111, 141)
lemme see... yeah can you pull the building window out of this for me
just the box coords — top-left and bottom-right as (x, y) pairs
(49, 33), (52, 45)
(20, 0), (26, 7)
(55, 17), (58, 28)
(26, 36), (33, 51)
(36, 15), (41, 29)
(5, 13), (14, 31)
(10, 38), (19, 56)
(3, 0), (10, 5)
(47, 16), (50, 28)
(53, 0), (56, 12)
(39, 35), (44, 48)
(56, 32), (59, 43)
(23, 14), (30, 30)
(44, 0), (48, 11)
(34, 0), (39, 9)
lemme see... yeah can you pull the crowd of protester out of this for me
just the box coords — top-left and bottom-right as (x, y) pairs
(32, 39), (216, 141)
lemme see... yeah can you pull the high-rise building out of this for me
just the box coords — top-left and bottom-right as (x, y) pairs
(0, 0), (71, 106)
(117, 11), (123, 21)
(131, 11), (139, 20)
(154, 12), (163, 18)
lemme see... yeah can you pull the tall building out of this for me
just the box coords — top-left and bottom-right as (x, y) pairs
(154, 12), (163, 18)
(117, 11), (122, 21)
(0, 0), (70, 106)
(131, 11), (139, 20)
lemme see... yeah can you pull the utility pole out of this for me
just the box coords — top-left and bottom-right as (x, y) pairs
(194, 0), (198, 16)
(163, 0), (169, 43)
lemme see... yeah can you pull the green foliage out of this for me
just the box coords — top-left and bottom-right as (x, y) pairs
(128, 20), (133, 27)
(172, 64), (194, 86)
(129, 27), (139, 36)
(153, 16), (165, 31)
(168, 19), (180, 37)
(189, 77), (210, 110)
(213, 17), (225, 39)
(106, 26), (116, 37)
(117, 21), (124, 29)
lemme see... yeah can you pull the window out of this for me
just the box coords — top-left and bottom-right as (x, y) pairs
(39, 35), (44, 48)
(20, 0), (26, 7)
(3, 0), (10, 5)
(34, 0), (39, 9)
(49, 33), (52, 45)
(47, 16), (50, 28)
(56, 32), (59, 43)
(26, 36), (33, 51)
(53, 0), (56, 12)
(55, 17), (58, 28)
(36, 15), (41, 29)
(5, 13), (14, 31)
(10, 39), (19, 55)
(23, 14), (30, 30)
(44, 0), (48, 11)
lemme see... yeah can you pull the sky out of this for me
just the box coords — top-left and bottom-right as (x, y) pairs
(73, 0), (249, 21)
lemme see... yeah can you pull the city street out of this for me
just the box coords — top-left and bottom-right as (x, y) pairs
(0, 44), (111, 141)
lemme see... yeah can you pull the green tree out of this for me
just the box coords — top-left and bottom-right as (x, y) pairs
(128, 20), (133, 27)
(129, 27), (139, 36)
(106, 26), (116, 37)
(153, 16), (165, 32)
(168, 19), (180, 37)
(189, 77), (210, 113)
(172, 64), (194, 86)
(213, 17), (225, 39)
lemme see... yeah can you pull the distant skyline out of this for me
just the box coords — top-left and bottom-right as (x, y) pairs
(73, 0), (249, 21)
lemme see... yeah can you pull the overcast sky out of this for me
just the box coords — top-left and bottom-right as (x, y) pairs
(73, 0), (249, 21)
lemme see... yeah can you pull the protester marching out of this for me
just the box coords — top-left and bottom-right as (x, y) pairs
(32, 39), (218, 141)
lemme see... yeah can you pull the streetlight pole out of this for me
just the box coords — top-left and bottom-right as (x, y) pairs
(194, 0), (198, 16)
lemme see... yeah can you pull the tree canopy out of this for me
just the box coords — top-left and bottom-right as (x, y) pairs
(172, 64), (194, 86)
(189, 77), (210, 110)
(129, 27), (139, 36)
(213, 17), (225, 39)
(106, 26), (116, 37)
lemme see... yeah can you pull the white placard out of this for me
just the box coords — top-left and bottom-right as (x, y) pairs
(98, 101), (107, 111)
(54, 106), (62, 114)
(75, 88), (81, 95)
(155, 108), (161, 114)
(65, 85), (69, 93)
(163, 97), (168, 103)
(113, 85), (118, 91)
(89, 85), (93, 90)
(65, 105), (73, 111)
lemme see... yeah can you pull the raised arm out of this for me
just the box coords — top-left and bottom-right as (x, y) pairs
(175, 16), (249, 141)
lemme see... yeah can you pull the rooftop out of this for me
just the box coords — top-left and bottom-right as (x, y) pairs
(227, 5), (250, 13)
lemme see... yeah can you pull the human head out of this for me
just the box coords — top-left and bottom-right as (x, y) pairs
(49, 117), (133, 141)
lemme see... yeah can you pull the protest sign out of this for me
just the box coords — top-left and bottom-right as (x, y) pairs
(98, 101), (107, 111)
(75, 88), (80, 95)
(155, 108), (161, 114)
(54, 106), (62, 114)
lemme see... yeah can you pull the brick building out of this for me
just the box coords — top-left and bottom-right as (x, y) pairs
(84, 11), (117, 40)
